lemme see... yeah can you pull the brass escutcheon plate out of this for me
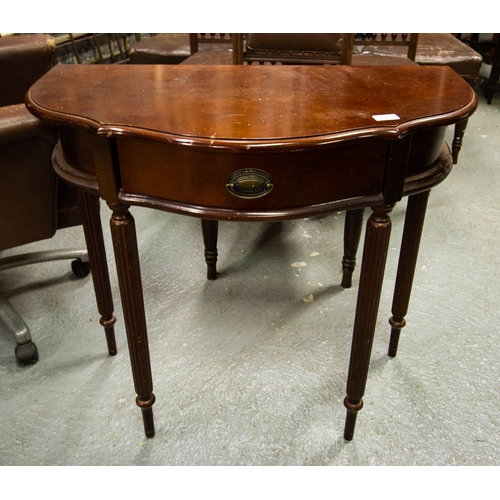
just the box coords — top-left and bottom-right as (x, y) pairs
(226, 169), (274, 199)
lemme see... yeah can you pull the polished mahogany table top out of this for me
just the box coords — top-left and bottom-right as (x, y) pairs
(26, 64), (477, 441)
(27, 64), (475, 145)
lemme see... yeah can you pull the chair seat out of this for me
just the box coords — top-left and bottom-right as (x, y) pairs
(180, 50), (234, 65)
(352, 54), (419, 66)
(129, 34), (192, 64)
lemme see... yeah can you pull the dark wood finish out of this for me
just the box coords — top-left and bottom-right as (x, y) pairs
(26, 65), (474, 148)
(26, 64), (477, 441)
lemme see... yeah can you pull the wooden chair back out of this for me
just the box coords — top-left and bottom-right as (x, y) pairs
(189, 33), (234, 54)
(233, 33), (354, 65)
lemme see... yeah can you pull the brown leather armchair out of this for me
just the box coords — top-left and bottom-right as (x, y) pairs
(0, 35), (88, 366)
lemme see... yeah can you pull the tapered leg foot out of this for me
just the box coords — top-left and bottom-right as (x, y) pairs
(137, 395), (156, 438)
(388, 321), (405, 357)
(101, 317), (117, 356)
(343, 397), (364, 441)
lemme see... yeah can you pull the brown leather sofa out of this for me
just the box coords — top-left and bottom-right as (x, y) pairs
(354, 33), (483, 88)
(129, 33), (234, 64)
(0, 34), (86, 365)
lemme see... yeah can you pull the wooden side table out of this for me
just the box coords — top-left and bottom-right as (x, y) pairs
(26, 64), (477, 441)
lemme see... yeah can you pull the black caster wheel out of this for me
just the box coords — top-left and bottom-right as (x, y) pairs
(15, 341), (39, 367)
(71, 258), (91, 278)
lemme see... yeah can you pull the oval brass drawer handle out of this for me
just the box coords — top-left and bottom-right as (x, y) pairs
(226, 169), (274, 199)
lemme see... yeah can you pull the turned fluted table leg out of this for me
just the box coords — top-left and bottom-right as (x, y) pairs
(452, 119), (468, 164)
(201, 219), (219, 280)
(109, 202), (155, 438)
(341, 208), (365, 288)
(77, 191), (117, 355)
(344, 204), (393, 441)
(388, 191), (430, 358)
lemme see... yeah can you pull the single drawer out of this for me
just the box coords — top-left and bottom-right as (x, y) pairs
(117, 138), (389, 212)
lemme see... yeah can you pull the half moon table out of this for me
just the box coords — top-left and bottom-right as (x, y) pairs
(26, 64), (477, 441)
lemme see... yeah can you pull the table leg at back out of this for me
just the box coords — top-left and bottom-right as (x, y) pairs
(77, 191), (117, 356)
(388, 190), (430, 357)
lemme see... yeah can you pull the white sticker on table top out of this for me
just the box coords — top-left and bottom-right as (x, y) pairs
(372, 113), (401, 121)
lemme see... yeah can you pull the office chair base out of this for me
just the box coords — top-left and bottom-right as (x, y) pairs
(1, 249), (90, 366)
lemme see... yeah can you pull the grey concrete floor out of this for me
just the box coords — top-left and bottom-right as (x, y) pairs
(0, 81), (499, 466)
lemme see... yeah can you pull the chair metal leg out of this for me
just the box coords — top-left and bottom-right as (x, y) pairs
(0, 294), (39, 366)
(0, 249), (89, 272)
